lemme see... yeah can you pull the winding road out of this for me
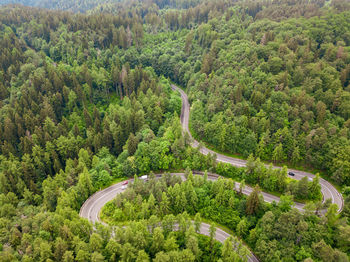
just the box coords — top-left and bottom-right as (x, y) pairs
(171, 84), (343, 213)
(80, 85), (344, 262)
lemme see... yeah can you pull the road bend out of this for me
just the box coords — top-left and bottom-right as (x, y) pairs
(79, 85), (344, 262)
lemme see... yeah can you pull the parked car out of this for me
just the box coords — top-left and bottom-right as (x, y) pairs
(122, 180), (129, 185)
(288, 172), (295, 176)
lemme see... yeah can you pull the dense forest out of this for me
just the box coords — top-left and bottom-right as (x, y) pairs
(0, 0), (350, 261)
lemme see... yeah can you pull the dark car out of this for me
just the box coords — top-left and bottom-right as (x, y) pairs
(288, 172), (295, 176)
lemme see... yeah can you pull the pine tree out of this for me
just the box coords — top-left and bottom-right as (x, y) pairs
(239, 180), (245, 195)
(127, 133), (138, 156)
(194, 213), (202, 233)
(291, 146), (301, 166)
(136, 250), (150, 262)
(297, 177), (309, 199)
(236, 219), (248, 238)
(246, 185), (261, 215)
(309, 174), (322, 200)
(151, 227), (164, 255)
(272, 143), (284, 163)
(222, 237), (241, 262)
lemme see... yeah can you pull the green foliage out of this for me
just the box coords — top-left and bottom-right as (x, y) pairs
(0, 1), (349, 261)
(250, 209), (348, 261)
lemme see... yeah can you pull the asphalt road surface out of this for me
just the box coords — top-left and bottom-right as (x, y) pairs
(171, 84), (343, 213)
